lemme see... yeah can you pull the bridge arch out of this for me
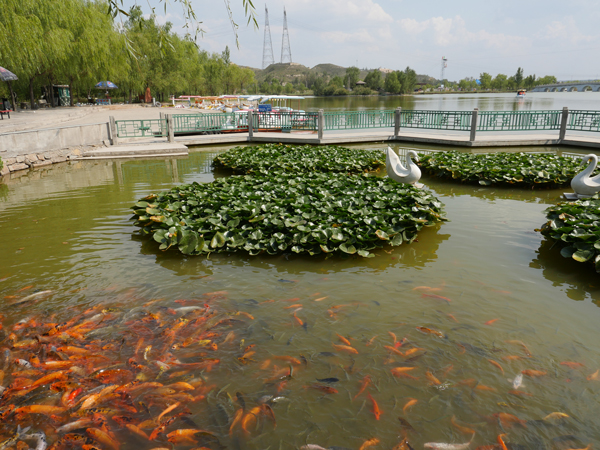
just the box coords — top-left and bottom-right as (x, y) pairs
(550, 87), (558, 92)
(560, 87), (569, 92)
(582, 86), (593, 92)
(568, 86), (578, 92)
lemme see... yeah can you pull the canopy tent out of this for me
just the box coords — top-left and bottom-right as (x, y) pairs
(0, 66), (18, 111)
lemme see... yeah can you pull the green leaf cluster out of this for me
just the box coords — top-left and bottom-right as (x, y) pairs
(539, 195), (600, 272)
(131, 173), (447, 258)
(213, 144), (385, 175)
(418, 151), (584, 187)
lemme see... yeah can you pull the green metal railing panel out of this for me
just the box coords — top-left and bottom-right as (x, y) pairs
(253, 112), (318, 131)
(400, 111), (472, 130)
(324, 111), (394, 130)
(477, 111), (560, 131)
(567, 110), (600, 132)
(171, 113), (245, 134)
(116, 119), (167, 138)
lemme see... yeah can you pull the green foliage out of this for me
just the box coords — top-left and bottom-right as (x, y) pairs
(345, 67), (360, 88)
(539, 195), (600, 272)
(364, 70), (382, 90)
(351, 86), (374, 96)
(418, 151), (585, 187)
(131, 173), (447, 257)
(213, 144), (385, 175)
(515, 67), (524, 87)
(0, 157), (3, 172)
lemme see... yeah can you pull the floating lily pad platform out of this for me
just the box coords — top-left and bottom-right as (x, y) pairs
(212, 144), (385, 175)
(132, 173), (447, 258)
(418, 151), (585, 188)
(539, 194), (600, 272)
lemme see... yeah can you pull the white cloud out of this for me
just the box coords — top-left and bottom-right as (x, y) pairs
(398, 15), (528, 53)
(541, 17), (596, 44)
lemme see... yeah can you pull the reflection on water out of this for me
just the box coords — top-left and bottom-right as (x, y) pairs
(1, 144), (600, 449)
(301, 91), (600, 112)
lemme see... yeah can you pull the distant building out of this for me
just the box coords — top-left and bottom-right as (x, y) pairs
(378, 67), (394, 74)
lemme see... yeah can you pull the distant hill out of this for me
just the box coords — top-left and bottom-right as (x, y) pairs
(248, 62), (437, 85)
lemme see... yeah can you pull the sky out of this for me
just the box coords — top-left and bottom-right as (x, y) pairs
(128, 0), (600, 81)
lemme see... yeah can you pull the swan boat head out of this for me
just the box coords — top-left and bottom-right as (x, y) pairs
(571, 153), (600, 196)
(385, 147), (422, 186)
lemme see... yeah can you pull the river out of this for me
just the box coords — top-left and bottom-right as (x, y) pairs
(295, 91), (600, 113)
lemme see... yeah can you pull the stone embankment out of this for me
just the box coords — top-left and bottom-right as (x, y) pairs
(0, 147), (94, 177)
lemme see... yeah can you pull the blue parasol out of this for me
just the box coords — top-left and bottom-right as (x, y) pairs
(95, 81), (118, 89)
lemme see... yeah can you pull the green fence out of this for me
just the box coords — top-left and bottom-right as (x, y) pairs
(567, 110), (600, 132)
(401, 110), (472, 131)
(324, 111), (394, 130)
(477, 110), (561, 131)
(115, 119), (167, 138)
(171, 113), (244, 134)
(253, 112), (318, 131)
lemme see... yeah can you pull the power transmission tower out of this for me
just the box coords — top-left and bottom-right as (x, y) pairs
(280, 7), (292, 64)
(262, 5), (274, 69)
(440, 56), (448, 85)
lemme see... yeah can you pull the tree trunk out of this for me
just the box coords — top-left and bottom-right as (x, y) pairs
(49, 77), (55, 108)
(29, 78), (35, 110)
(69, 80), (74, 107)
(128, 88), (132, 104)
(7, 81), (16, 111)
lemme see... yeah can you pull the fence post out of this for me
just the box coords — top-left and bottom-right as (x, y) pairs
(469, 108), (478, 142)
(318, 109), (324, 140)
(394, 107), (402, 137)
(248, 110), (253, 140)
(559, 106), (569, 141)
(109, 116), (118, 145)
(167, 115), (174, 143)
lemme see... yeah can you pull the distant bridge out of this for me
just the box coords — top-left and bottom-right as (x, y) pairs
(531, 81), (600, 92)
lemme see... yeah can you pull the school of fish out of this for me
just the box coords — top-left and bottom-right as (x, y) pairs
(0, 284), (596, 450)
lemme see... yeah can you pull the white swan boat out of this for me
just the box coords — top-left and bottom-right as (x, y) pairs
(567, 153), (600, 199)
(385, 147), (423, 188)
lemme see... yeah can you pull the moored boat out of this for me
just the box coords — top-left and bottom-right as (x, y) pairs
(516, 89), (526, 97)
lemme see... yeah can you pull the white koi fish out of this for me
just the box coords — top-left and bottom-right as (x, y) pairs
(511, 373), (524, 389)
(424, 433), (474, 450)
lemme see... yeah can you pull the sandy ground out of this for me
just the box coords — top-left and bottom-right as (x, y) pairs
(0, 104), (209, 134)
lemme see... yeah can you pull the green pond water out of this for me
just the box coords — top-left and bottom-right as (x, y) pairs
(0, 145), (599, 450)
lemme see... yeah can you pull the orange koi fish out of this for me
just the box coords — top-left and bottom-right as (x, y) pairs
(304, 383), (338, 394)
(421, 293), (451, 303)
(367, 393), (382, 420)
(229, 408), (244, 435)
(15, 405), (66, 416)
(388, 331), (397, 344)
(505, 340), (532, 357)
(385, 345), (404, 356)
(391, 366), (417, 377)
(125, 424), (150, 440)
(332, 344), (358, 355)
(543, 412), (569, 421)
(493, 412), (527, 428)
(475, 384), (496, 392)
(508, 390), (533, 397)
(521, 369), (546, 377)
(403, 347), (425, 357)
(336, 334), (352, 346)
(441, 364), (454, 378)
(587, 369), (599, 380)
(273, 355), (302, 365)
(284, 304), (303, 309)
(451, 415), (475, 434)
(293, 312), (306, 328)
(484, 319), (499, 325)
(353, 375), (372, 400)
(157, 402), (180, 423)
(403, 398), (418, 413)
(416, 326), (445, 338)
(365, 335), (378, 346)
(359, 438), (380, 450)
(446, 313), (459, 323)
(487, 359), (504, 374)
(313, 296), (328, 302)
(413, 286), (443, 292)
(502, 355), (525, 361)
(426, 370), (441, 386)
(86, 428), (120, 450)
(167, 429), (216, 444)
(497, 434), (508, 450)
(560, 361), (585, 369)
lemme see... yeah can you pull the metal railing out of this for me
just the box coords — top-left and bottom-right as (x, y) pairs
(252, 111), (318, 131)
(477, 110), (561, 131)
(401, 110), (472, 131)
(323, 111), (394, 130)
(170, 113), (245, 134)
(567, 110), (600, 132)
(115, 119), (167, 138)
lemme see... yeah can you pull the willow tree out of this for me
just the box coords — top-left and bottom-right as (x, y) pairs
(0, 0), (76, 108)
